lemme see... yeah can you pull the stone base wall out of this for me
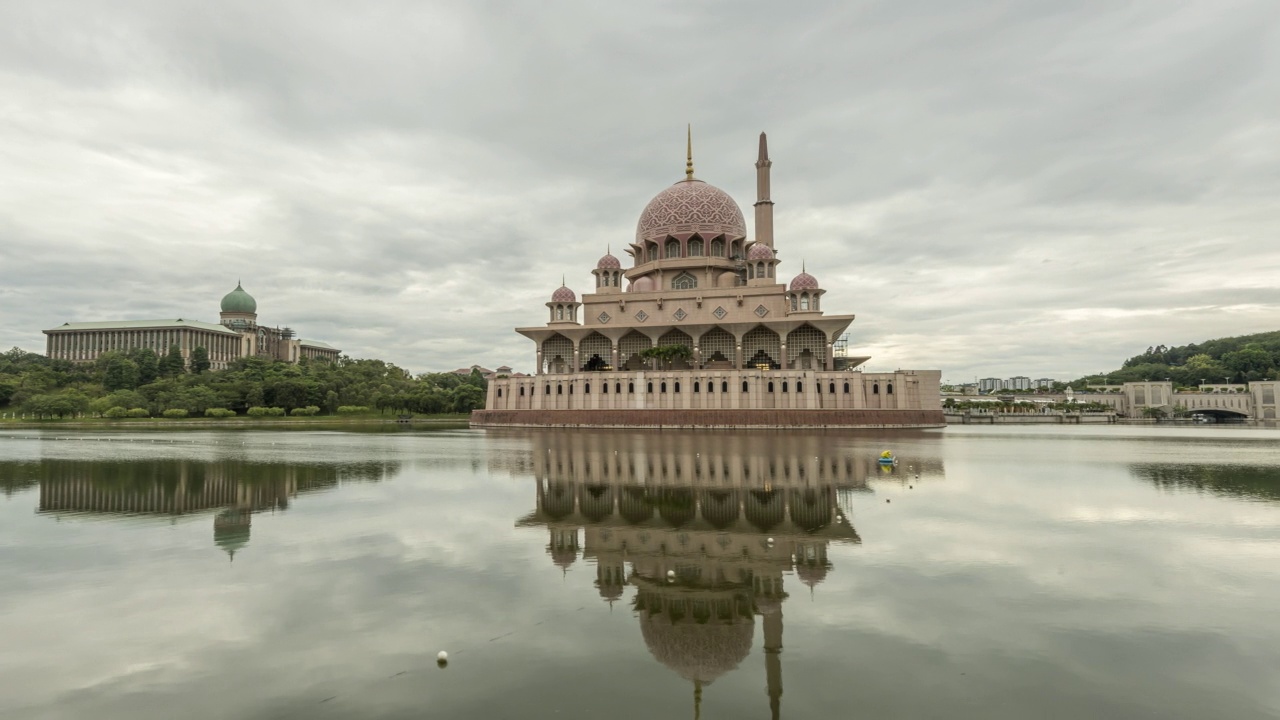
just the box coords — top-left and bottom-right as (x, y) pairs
(470, 408), (946, 429)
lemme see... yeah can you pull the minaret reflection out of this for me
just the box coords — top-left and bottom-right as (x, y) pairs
(518, 430), (895, 720)
(27, 458), (400, 560)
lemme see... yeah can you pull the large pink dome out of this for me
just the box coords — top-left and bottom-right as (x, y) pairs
(790, 272), (819, 291)
(636, 179), (746, 243)
(746, 243), (774, 260)
(597, 253), (621, 269)
(551, 285), (576, 302)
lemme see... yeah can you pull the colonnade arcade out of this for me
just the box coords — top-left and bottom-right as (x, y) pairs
(535, 323), (835, 374)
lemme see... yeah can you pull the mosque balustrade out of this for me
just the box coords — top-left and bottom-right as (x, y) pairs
(486, 369), (927, 412)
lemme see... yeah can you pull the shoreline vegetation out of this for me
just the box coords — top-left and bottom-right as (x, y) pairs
(0, 414), (471, 429)
(0, 347), (488, 422)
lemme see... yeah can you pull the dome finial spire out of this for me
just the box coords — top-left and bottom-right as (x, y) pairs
(686, 124), (694, 180)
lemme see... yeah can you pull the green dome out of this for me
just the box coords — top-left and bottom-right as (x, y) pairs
(221, 283), (257, 314)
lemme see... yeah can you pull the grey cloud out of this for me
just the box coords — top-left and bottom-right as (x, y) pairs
(2, 1), (1278, 379)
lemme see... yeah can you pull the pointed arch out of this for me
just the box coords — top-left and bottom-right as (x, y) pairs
(542, 334), (572, 374)
(699, 327), (734, 367)
(579, 332), (611, 371)
(742, 326), (781, 369)
(619, 331), (651, 371)
(671, 272), (697, 290)
(787, 325), (827, 369)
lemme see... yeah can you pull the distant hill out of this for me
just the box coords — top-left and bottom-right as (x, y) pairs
(1077, 330), (1280, 388)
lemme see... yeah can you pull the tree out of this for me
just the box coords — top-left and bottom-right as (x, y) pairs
(159, 344), (186, 377)
(129, 348), (159, 384)
(190, 346), (211, 374)
(101, 354), (140, 391)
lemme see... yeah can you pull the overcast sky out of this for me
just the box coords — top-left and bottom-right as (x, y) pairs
(2, 1), (1278, 382)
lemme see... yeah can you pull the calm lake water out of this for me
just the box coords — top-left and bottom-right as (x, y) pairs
(2, 425), (1279, 719)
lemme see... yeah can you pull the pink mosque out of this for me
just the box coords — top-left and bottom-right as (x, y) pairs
(472, 131), (943, 428)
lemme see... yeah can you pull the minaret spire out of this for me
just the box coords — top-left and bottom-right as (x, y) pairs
(754, 131), (775, 248)
(686, 124), (695, 180)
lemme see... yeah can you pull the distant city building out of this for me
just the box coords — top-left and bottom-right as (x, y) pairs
(1034, 378), (1056, 389)
(979, 377), (1004, 393)
(450, 365), (529, 381)
(1008, 376), (1032, 391)
(42, 282), (339, 370)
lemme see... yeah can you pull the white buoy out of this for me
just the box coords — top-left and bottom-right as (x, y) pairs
(667, 570), (675, 580)
(437, 651), (448, 662)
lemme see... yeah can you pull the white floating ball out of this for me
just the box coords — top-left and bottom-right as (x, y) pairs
(666, 570), (675, 579)
(437, 651), (448, 661)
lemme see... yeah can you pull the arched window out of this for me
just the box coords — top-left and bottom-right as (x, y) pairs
(584, 382), (590, 394)
(800, 294), (810, 310)
(647, 382), (653, 393)
(829, 383), (835, 394)
(647, 244), (658, 262)
(520, 386), (526, 396)
(887, 383), (893, 394)
(782, 381), (788, 393)
(557, 384), (563, 395)
(711, 239), (724, 256)
(790, 295), (798, 311)
(602, 382), (608, 394)
(665, 239), (680, 258)
(557, 306), (564, 320)
(674, 382), (681, 393)
(797, 382), (803, 393)
(671, 272), (697, 290)
(545, 385), (551, 395)
(616, 382), (622, 394)
(873, 383), (879, 394)
(694, 381), (700, 393)
(722, 381), (728, 393)
(628, 382), (634, 393)
(569, 384), (574, 394)
(742, 381), (749, 392)
(768, 382), (775, 393)
(689, 238), (704, 256)
(660, 382), (667, 393)
(497, 388), (502, 397)
(843, 382), (850, 394)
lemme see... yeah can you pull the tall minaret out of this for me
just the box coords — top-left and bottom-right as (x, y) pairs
(754, 132), (775, 248)
(764, 607), (784, 719)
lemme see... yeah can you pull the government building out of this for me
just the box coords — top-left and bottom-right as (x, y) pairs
(42, 283), (340, 370)
(473, 131), (943, 428)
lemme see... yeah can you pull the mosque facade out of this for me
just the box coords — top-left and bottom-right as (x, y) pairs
(42, 282), (340, 371)
(473, 132), (943, 428)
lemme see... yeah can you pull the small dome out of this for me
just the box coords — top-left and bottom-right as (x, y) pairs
(746, 243), (774, 261)
(790, 272), (819, 291)
(636, 179), (747, 244)
(220, 283), (257, 314)
(597, 253), (621, 269)
(796, 561), (830, 587)
(630, 276), (656, 293)
(551, 285), (576, 302)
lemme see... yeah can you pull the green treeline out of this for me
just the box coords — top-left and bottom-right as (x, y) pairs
(1076, 331), (1280, 388)
(0, 346), (487, 419)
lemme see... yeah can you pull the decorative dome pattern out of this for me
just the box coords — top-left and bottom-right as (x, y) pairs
(220, 283), (257, 314)
(551, 285), (576, 302)
(639, 611), (753, 684)
(636, 180), (747, 243)
(597, 253), (621, 269)
(790, 272), (819, 291)
(746, 243), (774, 260)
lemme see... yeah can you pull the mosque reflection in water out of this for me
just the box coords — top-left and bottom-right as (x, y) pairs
(517, 430), (924, 718)
(14, 458), (400, 560)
